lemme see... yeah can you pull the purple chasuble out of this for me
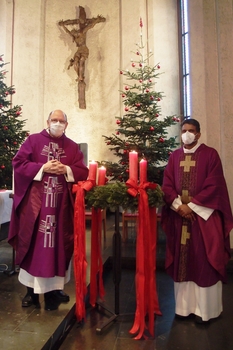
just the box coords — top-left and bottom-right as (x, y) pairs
(161, 144), (233, 287)
(8, 129), (88, 278)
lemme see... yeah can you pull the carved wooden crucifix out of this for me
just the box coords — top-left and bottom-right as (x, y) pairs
(58, 6), (106, 109)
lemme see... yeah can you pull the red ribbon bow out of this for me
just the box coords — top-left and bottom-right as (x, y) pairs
(72, 179), (95, 321)
(126, 179), (162, 339)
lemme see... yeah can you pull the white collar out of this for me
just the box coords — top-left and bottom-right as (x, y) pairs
(183, 142), (201, 153)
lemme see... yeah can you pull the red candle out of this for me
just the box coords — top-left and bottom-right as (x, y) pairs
(88, 160), (97, 181)
(98, 166), (106, 185)
(129, 151), (138, 183)
(140, 159), (147, 183)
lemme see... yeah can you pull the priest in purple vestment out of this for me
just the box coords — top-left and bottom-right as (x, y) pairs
(161, 118), (233, 323)
(8, 110), (89, 310)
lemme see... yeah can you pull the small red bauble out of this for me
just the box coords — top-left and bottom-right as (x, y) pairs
(125, 107), (129, 111)
(135, 103), (141, 107)
(150, 126), (155, 131)
(146, 88), (150, 93)
(122, 94), (126, 98)
(139, 79), (143, 83)
(157, 97), (161, 101)
(3, 126), (8, 130)
(136, 51), (140, 55)
(116, 120), (121, 125)
(155, 113), (159, 117)
(150, 96), (154, 100)
(157, 65), (160, 69)
(120, 70), (123, 74)
(132, 63), (136, 67)
(125, 86), (129, 90)
(116, 131), (120, 135)
(139, 63), (143, 67)
(1, 165), (5, 169)
(159, 137), (164, 143)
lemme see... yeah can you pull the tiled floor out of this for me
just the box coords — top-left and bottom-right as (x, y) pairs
(0, 214), (233, 350)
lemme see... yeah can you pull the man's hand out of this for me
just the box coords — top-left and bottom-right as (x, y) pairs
(43, 160), (67, 175)
(177, 204), (196, 222)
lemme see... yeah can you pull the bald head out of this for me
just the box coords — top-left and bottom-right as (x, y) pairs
(48, 110), (67, 122)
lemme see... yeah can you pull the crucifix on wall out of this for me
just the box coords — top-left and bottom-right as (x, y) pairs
(58, 6), (106, 109)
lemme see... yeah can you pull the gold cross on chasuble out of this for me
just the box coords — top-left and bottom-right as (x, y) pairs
(181, 190), (191, 204)
(180, 155), (196, 172)
(181, 225), (190, 245)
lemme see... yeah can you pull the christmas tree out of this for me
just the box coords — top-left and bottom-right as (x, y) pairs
(0, 55), (28, 189)
(101, 19), (180, 185)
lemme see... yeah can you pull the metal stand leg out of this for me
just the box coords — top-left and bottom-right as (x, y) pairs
(95, 207), (133, 334)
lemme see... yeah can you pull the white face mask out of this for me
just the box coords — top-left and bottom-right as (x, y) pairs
(181, 131), (196, 145)
(49, 122), (66, 137)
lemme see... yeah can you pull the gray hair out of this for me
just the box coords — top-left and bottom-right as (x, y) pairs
(48, 110), (67, 121)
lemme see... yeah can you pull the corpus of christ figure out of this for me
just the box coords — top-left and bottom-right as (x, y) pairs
(58, 6), (106, 109)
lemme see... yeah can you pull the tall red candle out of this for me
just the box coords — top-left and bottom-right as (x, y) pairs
(98, 166), (106, 185)
(88, 160), (97, 181)
(129, 151), (138, 183)
(140, 159), (147, 183)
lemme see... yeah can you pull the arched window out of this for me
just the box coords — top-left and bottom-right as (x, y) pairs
(178, 0), (191, 119)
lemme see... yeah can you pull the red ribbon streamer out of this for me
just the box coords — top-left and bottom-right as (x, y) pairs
(126, 179), (162, 339)
(72, 180), (95, 321)
(89, 207), (105, 306)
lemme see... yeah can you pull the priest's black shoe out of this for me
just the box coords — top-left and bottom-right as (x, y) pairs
(44, 291), (60, 311)
(52, 290), (70, 303)
(22, 287), (40, 308)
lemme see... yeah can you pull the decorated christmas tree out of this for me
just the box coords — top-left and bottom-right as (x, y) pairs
(101, 19), (179, 185)
(0, 55), (28, 189)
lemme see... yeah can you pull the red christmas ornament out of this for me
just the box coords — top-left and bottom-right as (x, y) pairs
(116, 131), (120, 135)
(107, 141), (111, 145)
(136, 51), (140, 55)
(150, 96), (154, 100)
(140, 18), (143, 27)
(123, 149), (128, 154)
(155, 113), (159, 117)
(122, 94), (126, 98)
(116, 120), (121, 125)
(139, 63), (143, 67)
(157, 65), (160, 69)
(159, 137), (165, 143)
(16, 111), (21, 115)
(13, 141), (17, 145)
(132, 62), (136, 67)
(3, 126), (8, 130)
(126, 169), (129, 173)
(150, 126), (155, 131)
(148, 79), (152, 83)
(1, 165), (5, 169)
(125, 107), (129, 111)
(135, 103), (141, 108)
(5, 91), (9, 96)
(0, 104), (3, 108)
(120, 70), (123, 74)
(139, 79), (143, 83)
(157, 97), (161, 101)
(146, 88), (150, 93)
(125, 86), (129, 90)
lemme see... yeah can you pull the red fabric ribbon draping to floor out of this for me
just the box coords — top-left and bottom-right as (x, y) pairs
(126, 179), (162, 339)
(72, 180), (95, 321)
(89, 207), (105, 306)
